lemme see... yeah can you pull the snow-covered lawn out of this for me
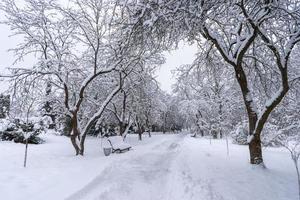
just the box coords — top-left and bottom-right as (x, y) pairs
(0, 133), (297, 200)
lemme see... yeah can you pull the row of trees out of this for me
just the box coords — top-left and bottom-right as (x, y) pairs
(0, 0), (182, 155)
(1, 0), (299, 166)
(124, 0), (300, 165)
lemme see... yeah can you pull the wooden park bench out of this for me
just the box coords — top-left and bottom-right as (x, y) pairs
(107, 136), (131, 153)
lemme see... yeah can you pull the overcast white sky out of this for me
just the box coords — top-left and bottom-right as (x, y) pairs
(156, 44), (197, 93)
(0, 11), (198, 94)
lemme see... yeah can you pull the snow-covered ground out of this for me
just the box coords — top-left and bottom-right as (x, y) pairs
(0, 133), (297, 200)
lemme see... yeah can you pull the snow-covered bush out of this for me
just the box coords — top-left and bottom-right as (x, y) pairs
(232, 122), (248, 145)
(0, 118), (10, 131)
(59, 115), (72, 136)
(0, 119), (44, 144)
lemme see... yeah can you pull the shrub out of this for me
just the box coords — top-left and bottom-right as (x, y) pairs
(0, 119), (44, 144)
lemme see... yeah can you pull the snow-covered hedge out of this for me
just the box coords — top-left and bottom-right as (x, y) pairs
(0, 119), (45, 144)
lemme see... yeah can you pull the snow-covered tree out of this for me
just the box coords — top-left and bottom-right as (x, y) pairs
(174, 49), (244, 139)
(126, 0), (300, 165)
(1, 0), (162, 155)
(0, 94), (10, 119)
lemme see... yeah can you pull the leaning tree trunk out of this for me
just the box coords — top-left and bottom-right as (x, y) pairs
(236, 68), (265, 165)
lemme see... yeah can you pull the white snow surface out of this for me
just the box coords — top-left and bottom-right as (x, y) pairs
(0, 133), (297, 200)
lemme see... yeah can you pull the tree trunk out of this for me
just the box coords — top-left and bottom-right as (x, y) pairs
(163, 112), (167, 134)
(200, 129), (204, 137)
(24, 139), (28, 168)
(120, 91), (127, 135)
(200, 121), (204, 137)
(248, 133), (263, 164)
(235, 66), (264, 165)
(246, 106), (263, 164)
(138, 125), (144, 141)
(119, 122), (126, 136)
(225, 132), (229, 156)
(79, 134), (86, 155)
(212, 129), (218, 139)
(70, 135), (80, 155)
(123, 120), (133, 139)
(70, 113), (81, 155)
(293, 158), (300, 200)
(247, 112), (264, 164)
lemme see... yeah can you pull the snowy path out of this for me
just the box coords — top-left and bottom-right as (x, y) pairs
(65, 134), (224, 200)
(65, 134), (296, 200)
(65, 135), (184, 200)
(0, 133), (297, 200)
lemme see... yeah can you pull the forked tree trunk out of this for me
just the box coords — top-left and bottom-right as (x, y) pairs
(70, 83), (122, 156)
(234, 65), (268, 165)
(202, 10), (290, 165)
(70, 120), (87, 156)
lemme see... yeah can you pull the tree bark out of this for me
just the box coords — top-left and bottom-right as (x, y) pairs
(248, 133), (263, 164)
(200, 129), (204, 137)
(137, 125), (143, 141)
(120, 91), (127, 136)
(70, 113), (81, 155)
(70, 135), (80, 155)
